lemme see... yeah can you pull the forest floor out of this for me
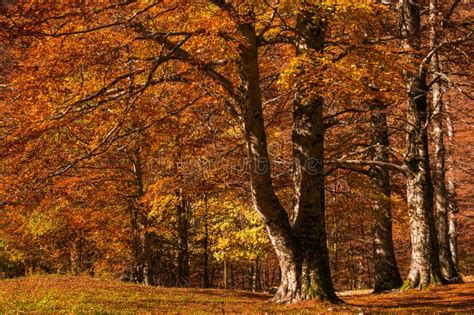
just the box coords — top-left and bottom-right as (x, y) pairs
(0, 275), (473, 314)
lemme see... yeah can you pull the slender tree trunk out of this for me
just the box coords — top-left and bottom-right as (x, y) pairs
(429, 0), (460, 282)
(203, 194), (210, 288)
(332, 213), (338, 285)
(331, 181), (339, 285)
(399, 0), (444, 289)
(445, 100), (461, 273)
(447, 178), (460, 269)
(176, 192), (190, 287)
(255, 258), (261, 292)
(141, 231), (152, 286)
(223, 260), (227, 289)
(128, 145), (153, 285)
(129, 204), (142, 283)
(369, 100), (402, 292)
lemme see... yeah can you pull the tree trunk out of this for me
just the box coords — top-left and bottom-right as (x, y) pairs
(431, 64), (459, 281)
(369, 100), (402, 292)
(129, 205), (143, 283)
(203, 194), (210, 288)
(176, 192), (190, 287)
(402, 71), (444, 288)
(400, 0), (444, 289)
(220, 3), (337, 303)
(429, 0), (460, 282)
(128, 144), (153, 285)
(289, 5), (338, 302)
(447, 178), (460, 270)
(223, 260), (227, 289)
(445, 100), (461, 274)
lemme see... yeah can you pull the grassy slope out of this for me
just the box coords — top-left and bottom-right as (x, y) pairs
(0, 275), (473, 314)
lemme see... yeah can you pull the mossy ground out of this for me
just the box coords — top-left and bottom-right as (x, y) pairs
(0, 275), (473, 313)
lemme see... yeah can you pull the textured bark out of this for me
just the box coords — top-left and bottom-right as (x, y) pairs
(236, 12), (338, 303)
(429, 0), (460, 281)
(292, 90), (336, 300)
(431, 57), (460, 281)
(369, 101), (402, 292)
(236, 20), (300, 303)
(400, 0), (444, 289)
(446, 99), (461, 272)
(289, 6), (338, 302)
(208, 2), (337, 303)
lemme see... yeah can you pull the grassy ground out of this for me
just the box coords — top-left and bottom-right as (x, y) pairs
(0, 275), (473, 314)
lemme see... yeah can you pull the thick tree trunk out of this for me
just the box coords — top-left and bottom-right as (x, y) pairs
(289, 6), (338, 302)
(400, 0), (444, 289)
(431, 64), (460, 281)
(429, 0), (460, 282)
(369, 100), (402, 292)
(291, 92), (336, 300)
(220, 3), (337, 303)
(402, 71), (444, 288)
(237, 22), (300, 302)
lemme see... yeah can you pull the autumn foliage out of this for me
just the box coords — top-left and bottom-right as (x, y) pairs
(0, 0), (472, 304)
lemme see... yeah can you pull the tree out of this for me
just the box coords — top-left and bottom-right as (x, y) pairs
(399, 0), (444, 289)
(369, 100), (403, 292)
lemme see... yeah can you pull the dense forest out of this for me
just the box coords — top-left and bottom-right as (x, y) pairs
(0, 0), (473, 305)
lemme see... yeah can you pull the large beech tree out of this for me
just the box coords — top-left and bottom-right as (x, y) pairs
(399, 0), (444, 288)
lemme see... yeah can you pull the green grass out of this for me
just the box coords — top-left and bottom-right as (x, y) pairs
(0, 275), (473, 313)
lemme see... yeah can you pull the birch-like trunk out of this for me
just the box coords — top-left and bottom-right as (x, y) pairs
(446, 99), (461, 272)
(429, 0), (461, 281)
(400, 0), (444, 289)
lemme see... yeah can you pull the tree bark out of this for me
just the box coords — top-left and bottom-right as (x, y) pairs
(289, 7), (337, 301)
(209, 1), (338, 303)
(445, 100), (461, 273)
(447, 176), (460, 270)
(129, 144), (153, 285)
(369, 100), (402, 292)
(236, 20), (300, 303)
(399, 0), (444, 289)
(176, 191), (190, 287)
(203, 194), (210, 288)
(429, 0), (460, 282)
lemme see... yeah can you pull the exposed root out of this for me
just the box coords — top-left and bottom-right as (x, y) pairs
(402, 272), (446, 291)
(444, 275), (463, 284)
